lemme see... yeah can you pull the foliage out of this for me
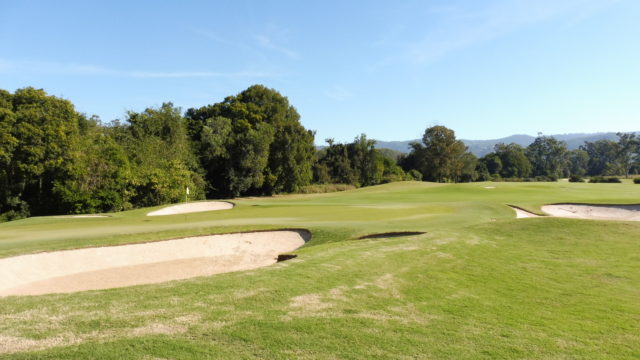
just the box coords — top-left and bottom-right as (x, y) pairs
(3, 85), (640, 221)
(297, 184), (356, 193)
(634, 178), (640, 184)
(589, 176), (622, 183)
(0, 87), (83, 218)
(314, 135), (404, 186)
(493, 143), (532, 178)
(568, 174), (584, 183)
(119, 103), (205, 206)
(526, 136), (569, 177)
(568, 149), (589, 176)
(376, 147), (404, 161)
(52, 118), (132, 213)
(615, 132), (638, 178)
(581, 140), (621, 176)
(186, 85), (315, 197)
(401, 126), (474, 182)
(405, 169), (423, 181)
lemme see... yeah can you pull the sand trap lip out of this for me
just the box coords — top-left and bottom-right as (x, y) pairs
(147, 201), (234, 216)
(542, 204), (640, 221)
(53, 215), (110, 218)
(508, 205), (541, 218)
(0, 230), (309, 297)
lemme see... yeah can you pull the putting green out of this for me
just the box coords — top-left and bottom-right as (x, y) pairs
(0, 181), (639, 359)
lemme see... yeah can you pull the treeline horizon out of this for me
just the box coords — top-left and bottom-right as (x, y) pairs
(1, 85), (638, 221)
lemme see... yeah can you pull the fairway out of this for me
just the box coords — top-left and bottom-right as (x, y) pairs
(1, 181), (639, 358)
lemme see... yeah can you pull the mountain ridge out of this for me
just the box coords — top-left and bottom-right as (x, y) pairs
(374, 131), (639, 157)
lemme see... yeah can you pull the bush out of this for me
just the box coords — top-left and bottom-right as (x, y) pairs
(492, 177), (556, 182)
(589, 176), (622, 183)
(634, 178), (640, 184)
(297, 184), (356, 194)
(569, 174), (584, 183)
(406, 169), (423, 181)
(534, 175), (558, 182)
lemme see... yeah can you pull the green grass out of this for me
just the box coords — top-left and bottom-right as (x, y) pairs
(1, 181), (639, 358)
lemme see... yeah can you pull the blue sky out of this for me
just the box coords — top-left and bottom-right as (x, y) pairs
(1, 0), (638, 143)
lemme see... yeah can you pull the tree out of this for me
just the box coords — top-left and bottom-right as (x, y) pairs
(493, 143), (532, 178)
(0, 90), (19, 219)
(478, 153), (502, 177)
(315, 139), (357, 185)
(415, 126), (468, 182)
(3, 87), (83, 217)
(118, 103), (205, 206)
(525, 136), (568, 178)
(347, 134), (384, 186)
(616, 132), (638, 178)
(581, 140), (620, 176)
(53, 118), (132, 213)
(186, 85), (315, 197)
(458, 152), (478, 182)
(567, 149), (589, 176)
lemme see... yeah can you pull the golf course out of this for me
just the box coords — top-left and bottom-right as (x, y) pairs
(1, 180), (639, 359)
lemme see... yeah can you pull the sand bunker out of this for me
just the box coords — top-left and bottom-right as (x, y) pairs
(147, 201), (234, 216)
(508, 205), (540, 218)
(542, 204), (640, 221)
(0, 230), (309, 297)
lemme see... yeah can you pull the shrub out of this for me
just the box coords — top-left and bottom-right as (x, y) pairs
(589, 176), (622, 183)
(534, 175), (558, 182)
(297, 184), (356, 194)
(406, 169), (423, 181)
(569, 174), (584, 183)
(634, 178), (640, 184)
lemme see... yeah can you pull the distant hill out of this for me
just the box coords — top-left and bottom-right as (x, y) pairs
(374, 132), (637, 157)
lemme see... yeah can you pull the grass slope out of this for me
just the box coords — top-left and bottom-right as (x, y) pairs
(1, 181), (639, 358)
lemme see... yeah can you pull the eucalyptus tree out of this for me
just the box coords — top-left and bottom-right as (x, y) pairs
(581, 140), (620, 176)
(525, 136), (568, 178)
(616, 132), (638, 178)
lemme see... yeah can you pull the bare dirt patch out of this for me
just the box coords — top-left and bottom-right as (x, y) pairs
(0, 230), (309, 297)
(146, 201), (234, 216)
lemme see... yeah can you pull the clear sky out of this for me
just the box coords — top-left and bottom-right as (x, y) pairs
(1, 0), (638, 143)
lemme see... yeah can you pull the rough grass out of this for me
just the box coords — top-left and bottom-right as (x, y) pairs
(1, 181), (639, 358)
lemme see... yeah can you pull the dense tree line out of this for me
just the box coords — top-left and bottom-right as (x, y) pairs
(475, 133), (639, 181)
(314, 134), (420, 186)
(1, 85), (638, 221)
(0, 85), (315, 220)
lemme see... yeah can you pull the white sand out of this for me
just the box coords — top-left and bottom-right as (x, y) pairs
(542, 204), (640, 221)
(509, 206), (540, 218)
(147, 201), (234, 216)
(483, 186), (496, 189)
(0, 230), (308, 297)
